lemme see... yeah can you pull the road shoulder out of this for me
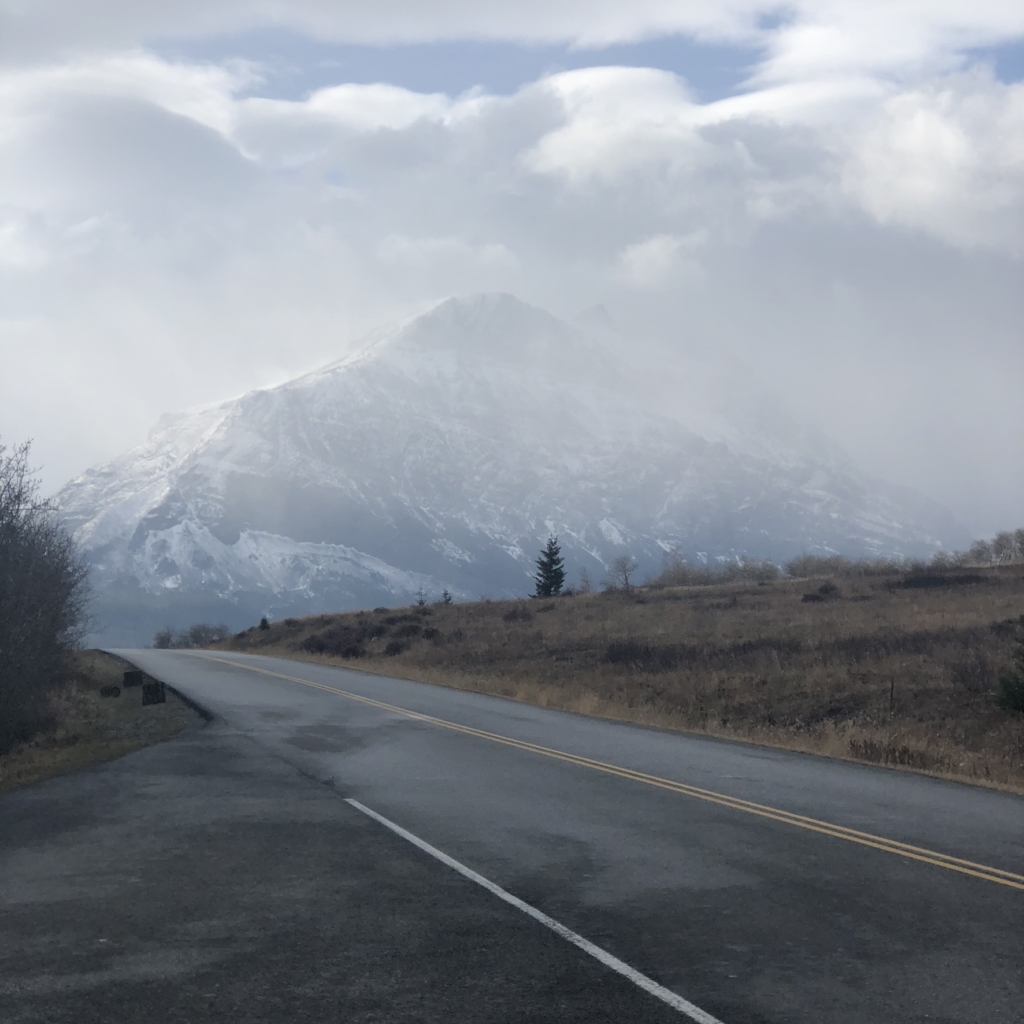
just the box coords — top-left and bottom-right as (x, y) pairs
(0, 650), (204, 793)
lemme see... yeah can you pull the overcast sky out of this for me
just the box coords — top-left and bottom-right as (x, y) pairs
(0, 1), (1022, 536)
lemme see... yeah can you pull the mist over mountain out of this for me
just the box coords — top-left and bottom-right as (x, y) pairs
(58, 294), (969, 644)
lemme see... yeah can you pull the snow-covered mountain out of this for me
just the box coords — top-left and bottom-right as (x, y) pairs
(59, 294), (968, 643)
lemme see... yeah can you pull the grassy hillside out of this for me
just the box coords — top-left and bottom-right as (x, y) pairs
(220, 564), (1024, 791)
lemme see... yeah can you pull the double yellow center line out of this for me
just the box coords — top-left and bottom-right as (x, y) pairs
(196, 653), (1024, 892)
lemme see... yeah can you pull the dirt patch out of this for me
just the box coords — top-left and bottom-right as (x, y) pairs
(0, 650), (204, 792)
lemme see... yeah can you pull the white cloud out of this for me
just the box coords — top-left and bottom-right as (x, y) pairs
(0, 51), (248, 137)
(523, 67), (703, 183)
(244, 82), (455, 135)
(378, 234), (516, 269)
(3, 1), (1023, 85)
(0, 9), (1022, 532)
(0, 2), (762, 62)
(618, 231), (707, 286)
(756, 2), (1024, 85)
(0, 217), (48, 268)
(841, 71), (1024, 251)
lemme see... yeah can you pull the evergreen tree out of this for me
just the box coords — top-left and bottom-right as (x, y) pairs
(534, 536), (566, 597)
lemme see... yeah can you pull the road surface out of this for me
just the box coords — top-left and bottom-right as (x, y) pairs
(2, 649), (1021, 1023)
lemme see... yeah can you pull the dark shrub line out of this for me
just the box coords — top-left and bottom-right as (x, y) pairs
(604, 624), (1023, 678)
(0, 440), (89, 755)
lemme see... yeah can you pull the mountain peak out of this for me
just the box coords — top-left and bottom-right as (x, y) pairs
(328, 292), (594, 381)
(574, 303), (620, 336)
(57, 295), (967, 644)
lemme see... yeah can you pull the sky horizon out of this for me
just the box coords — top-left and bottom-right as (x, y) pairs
(1, 1), (1022, 536)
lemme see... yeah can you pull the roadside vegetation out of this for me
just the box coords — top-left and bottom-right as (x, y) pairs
(0, 439), (89, 757)
(0, 650), (202, 791)
(0, 438), (203, 791)
(220, 552), (1024, 792)
(153, 623), (231, 649)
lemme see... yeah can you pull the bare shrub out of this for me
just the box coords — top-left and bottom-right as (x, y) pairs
(950, 650), (997, 693)
(992, 532), (1012, 563)
(503, 606), (533, 623)
(785, 554), (907, 579)
(0, 440), (90, 755)
(894, 572), (984, 590)
(604, 554), (638, 592)
(152, 623), (230, 649)
(652, 549), (780, 588)
(997, 635), (1024, 713)
(970, 539), (994, 564)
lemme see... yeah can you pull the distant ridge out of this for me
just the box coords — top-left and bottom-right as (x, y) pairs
(57, 293), (968, 643)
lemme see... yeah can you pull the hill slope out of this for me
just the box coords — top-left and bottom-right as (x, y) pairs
(222, 564), (1024, 791)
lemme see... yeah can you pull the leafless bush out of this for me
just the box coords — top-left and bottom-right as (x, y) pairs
(152, 623), (229, 649)
(503, 606), (533, 623)
(932, 526), (1024, 568)
(652, 549), (781, 588)
(0, 440), (89, 754)
(970, 539), (994, 563)
(604, 554), (638, 592)
(784, 554), (911, 579)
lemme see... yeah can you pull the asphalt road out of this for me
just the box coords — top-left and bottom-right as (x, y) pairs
(2, 650), (1022, 1023)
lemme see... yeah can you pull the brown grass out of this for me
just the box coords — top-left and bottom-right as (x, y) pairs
(0, 650), (203, 792)
(220, 564), (1024, 792)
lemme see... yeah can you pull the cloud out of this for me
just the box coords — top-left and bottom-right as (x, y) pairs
(0, 51), (249, 137)
(755, 3), (1024, 84)
(618, 232), (708, 286)
(0, 17), (1021, 535)
(3, 1), (1023, 81)
(522, 67), (702, 183)
(0, 2), (759, 62)
(378, 234), (516, 268)
(0, 217), (48, 268)
(841, 71), (1024, 251)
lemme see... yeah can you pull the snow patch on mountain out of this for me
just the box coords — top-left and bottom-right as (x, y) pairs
(57, 292), (969, 643)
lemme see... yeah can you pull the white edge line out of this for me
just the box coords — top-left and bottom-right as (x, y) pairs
(345, 797), (724, 1024)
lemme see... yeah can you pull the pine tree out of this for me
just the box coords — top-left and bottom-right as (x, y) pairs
(534, 536), (566, 597)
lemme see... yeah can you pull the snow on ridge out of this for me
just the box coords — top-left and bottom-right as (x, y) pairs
(55, 292), (968, 632)
(117, 522), (449, 599)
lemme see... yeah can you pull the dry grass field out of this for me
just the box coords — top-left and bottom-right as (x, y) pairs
(222, 564), (1024, 791)
(0, 651), (203, 792)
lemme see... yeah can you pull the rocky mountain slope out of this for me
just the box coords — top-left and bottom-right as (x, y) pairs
(58, 294), (968, 643)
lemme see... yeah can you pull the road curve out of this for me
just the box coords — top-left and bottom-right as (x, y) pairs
(100, 648), (1023, 1024)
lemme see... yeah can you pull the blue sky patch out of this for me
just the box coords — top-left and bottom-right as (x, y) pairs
(156, 31), (764, 102)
